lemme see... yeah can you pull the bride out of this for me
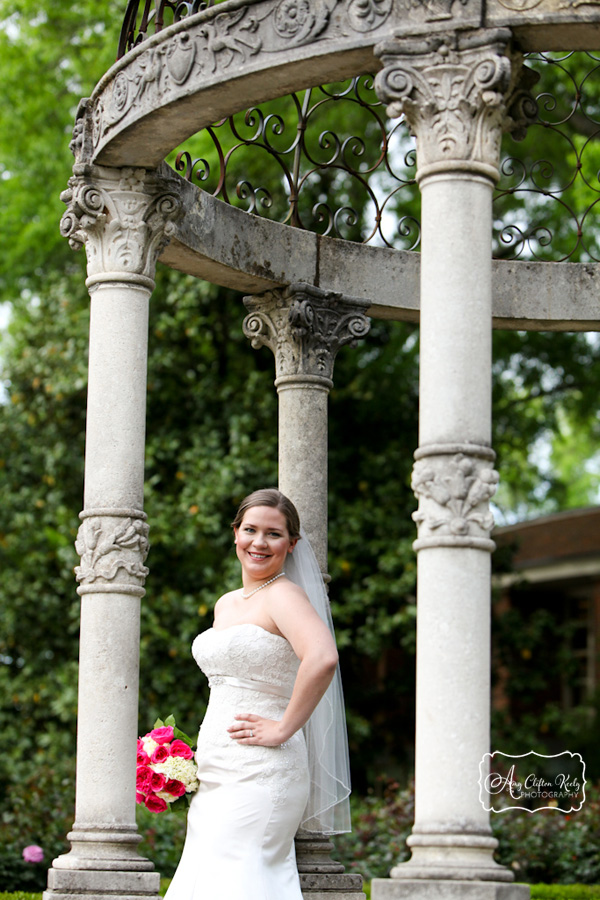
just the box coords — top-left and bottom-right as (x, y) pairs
(164, 488), (351, 900)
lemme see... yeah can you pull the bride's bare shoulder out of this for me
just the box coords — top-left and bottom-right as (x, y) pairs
(214, 589), (240, 611)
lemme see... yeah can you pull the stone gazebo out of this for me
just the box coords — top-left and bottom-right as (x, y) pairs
(46, 0), (600, 898)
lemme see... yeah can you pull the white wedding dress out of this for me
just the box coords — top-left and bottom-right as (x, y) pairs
(164, 623), (309, 900)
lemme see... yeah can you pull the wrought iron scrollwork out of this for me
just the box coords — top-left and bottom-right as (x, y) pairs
(118, 0), (211, 58)
(162, 47), (600, 260)
(172, 76), (420, 248)
(494, 51), (600, 262)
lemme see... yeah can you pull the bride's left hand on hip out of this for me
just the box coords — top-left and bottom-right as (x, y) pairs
(228, 713), (285, 747)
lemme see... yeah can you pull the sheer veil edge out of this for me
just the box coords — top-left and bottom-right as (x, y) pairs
(285, 528), (352, 835)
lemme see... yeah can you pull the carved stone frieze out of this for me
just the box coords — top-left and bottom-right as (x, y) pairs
(402, 0), (469, 22)
(75, 511), (150, 595)
(243, 283), (370, 384)
(60, 164), (182, 280)
(91, 0), (342, 155)
(411, 446), (499, 550)
(374, 29), (537, 179)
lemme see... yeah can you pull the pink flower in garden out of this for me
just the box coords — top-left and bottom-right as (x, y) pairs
(22, 845), (44, 864)
(170, 739), (194, 759)
(150, 726), (174, 745)
(151, 744), (170, 764)
(165, 779), (187, 798)
(136, 765), (154, 793)
(145, 793), (168, 813)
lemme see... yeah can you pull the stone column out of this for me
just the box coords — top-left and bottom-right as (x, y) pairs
(243, 282), (370, 900)
(371, 29), (536, 900)
(44, 164), (181, 900)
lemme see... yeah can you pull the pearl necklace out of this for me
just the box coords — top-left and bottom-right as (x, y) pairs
(242, 571), (285, 599)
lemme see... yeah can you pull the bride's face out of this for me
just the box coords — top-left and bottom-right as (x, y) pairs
(234, 505), (296, 582)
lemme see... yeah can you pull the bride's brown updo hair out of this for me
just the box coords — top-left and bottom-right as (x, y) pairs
(231, 489), (301, 540)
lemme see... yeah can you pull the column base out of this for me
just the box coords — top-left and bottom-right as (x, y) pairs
(300, 873), (366, 897)
(296, 831), (365, 897)
(43, 867), (160, 900)
(371, 879), (530, 900)
(44, 826), (159, 900)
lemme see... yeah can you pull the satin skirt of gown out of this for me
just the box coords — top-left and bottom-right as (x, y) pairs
(164, 623), (309, 900)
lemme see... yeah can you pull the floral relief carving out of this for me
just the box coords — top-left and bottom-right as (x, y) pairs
(60, 166), (182, 279)
(91, 0), (344, 153)
(402, 0), (469, 21)
(75, 516), (150, 587)
(374, 31), (536, 174)
(346, 0), (393, 31)
(243, 284), (370, 382)
(412, 452), (499, 538)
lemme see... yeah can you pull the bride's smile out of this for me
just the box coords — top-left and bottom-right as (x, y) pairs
(234, 505), (297, 589)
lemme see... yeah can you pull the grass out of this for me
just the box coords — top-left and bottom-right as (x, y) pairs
(3, 883), (600, 899)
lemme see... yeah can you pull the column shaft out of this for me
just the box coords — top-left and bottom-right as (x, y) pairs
(278, 380), (329, 571)
(419, 176), (492, 446)
(84, 281), (150, 509)
(372, 27), (536, 900)
(45, 163), (181, 900)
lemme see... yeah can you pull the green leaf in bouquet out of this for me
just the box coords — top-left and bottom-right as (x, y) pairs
(164, 714), (177, 727)
(153, 717), (165, 729)
(172, 724), (195, 748)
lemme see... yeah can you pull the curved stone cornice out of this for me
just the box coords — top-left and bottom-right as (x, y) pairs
(157, 174), (600, 331)
(76, 0), (600, 169)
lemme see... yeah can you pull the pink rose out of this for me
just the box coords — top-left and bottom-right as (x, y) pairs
(165, 779), (186, 798)
(136, 791), (146, 805)
(145, 793), (168, 813)
(149, 771), (166, 792)
(151, 744), (170, 764)
(170, 740), (193, 759)
(136, 765), (154, 793)
(22, 845), (44, 864)
(150, 726), (174, 745)
(137, 739), (150, 765)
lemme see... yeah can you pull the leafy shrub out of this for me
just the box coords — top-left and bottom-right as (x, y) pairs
(492, 784), (600, 884)
(334, 779), (413, 883)
(0, 765), (73, 893)
(333, 780), (600, 887)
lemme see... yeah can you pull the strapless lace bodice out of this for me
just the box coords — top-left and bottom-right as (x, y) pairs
(192, 623), (300, 693)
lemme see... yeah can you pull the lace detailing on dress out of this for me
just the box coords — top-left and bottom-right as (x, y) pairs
(193, 624), (299, 691)
(191, 625), (307, 812)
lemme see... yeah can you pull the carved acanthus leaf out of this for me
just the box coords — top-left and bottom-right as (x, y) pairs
(60, 165), (182, 279)
(374, 30), (535, 175)
(243, 284), (370, 382)
(75, 515), (150, 587)
(412, 452), (499, 539)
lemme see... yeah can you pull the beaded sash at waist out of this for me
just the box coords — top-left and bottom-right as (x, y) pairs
(209, 674), (292, 700)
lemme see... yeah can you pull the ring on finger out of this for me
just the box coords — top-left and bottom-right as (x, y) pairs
(250, 729), (254, 738)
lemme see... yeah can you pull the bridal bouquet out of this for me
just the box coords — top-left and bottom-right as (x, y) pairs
(136, 716), (199, 813)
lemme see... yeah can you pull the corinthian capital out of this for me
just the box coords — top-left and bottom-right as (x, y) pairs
(243, 283), (370, 386)
(60, 164), (182, 282)
(374, 29), (537, 181)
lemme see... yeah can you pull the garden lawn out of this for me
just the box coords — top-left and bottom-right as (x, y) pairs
(3, 886), (600, 900)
